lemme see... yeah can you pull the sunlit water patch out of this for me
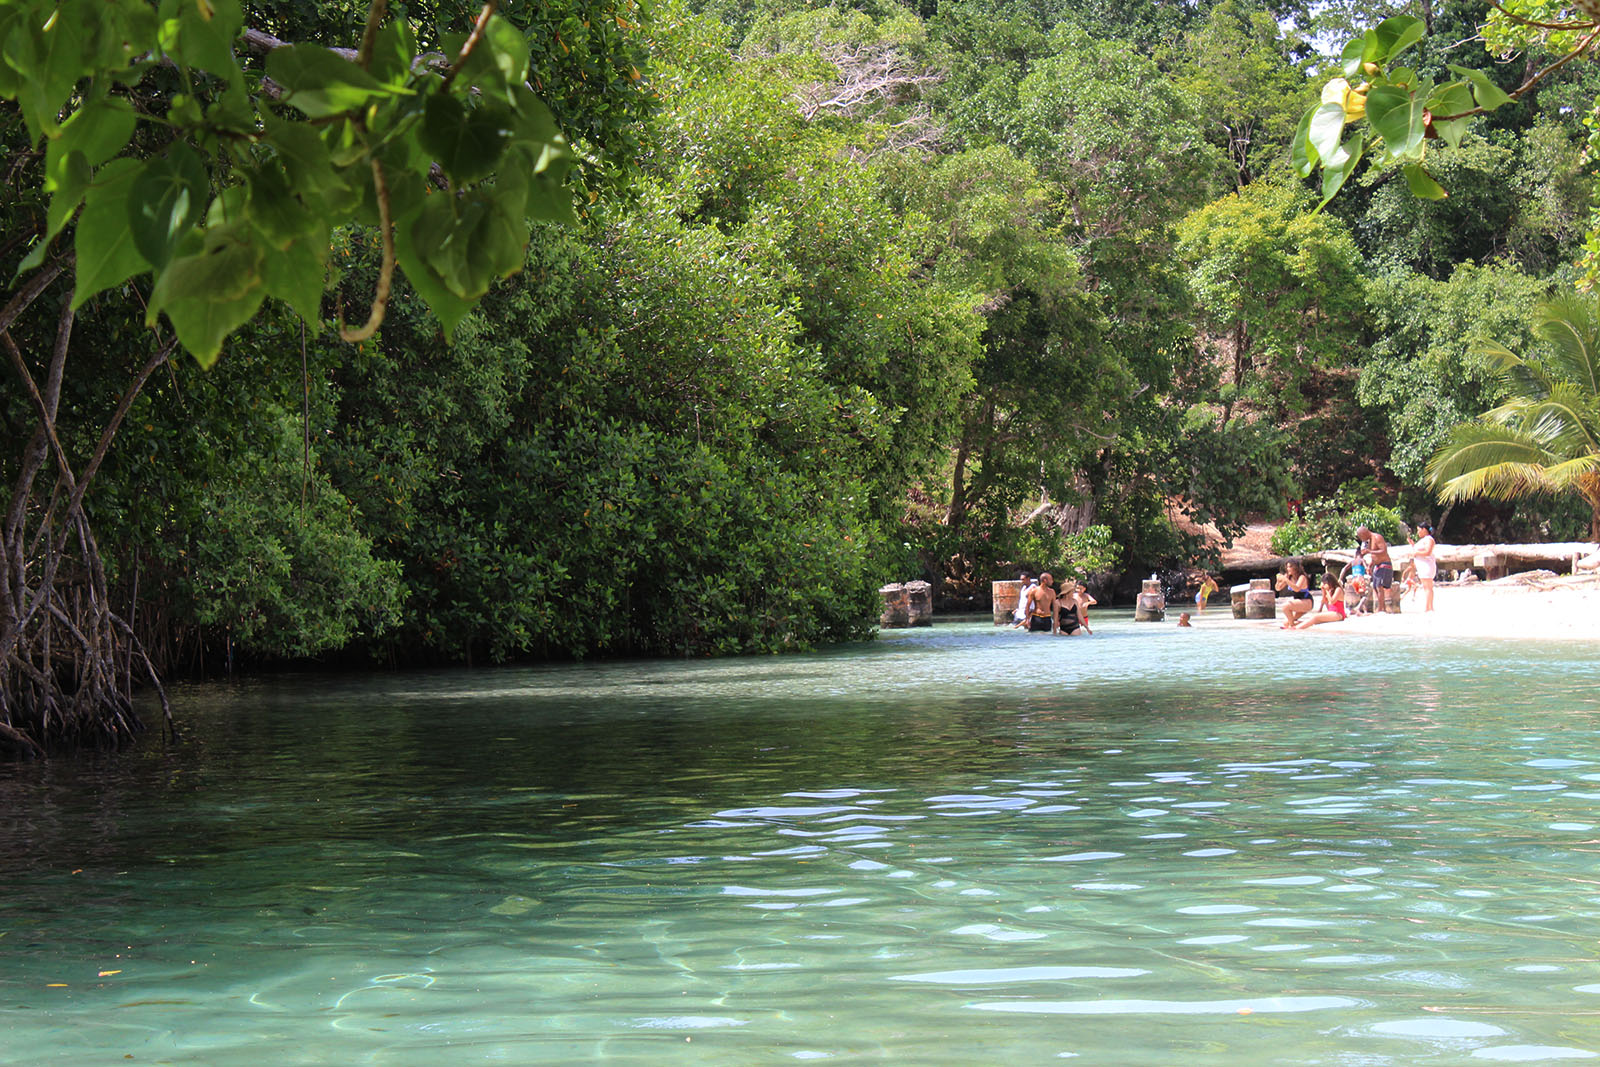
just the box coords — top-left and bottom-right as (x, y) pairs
(4, 614), (1600, 1063)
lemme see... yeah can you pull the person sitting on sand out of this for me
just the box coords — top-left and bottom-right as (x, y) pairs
(1195, 574), (1219, 613)
(1276, 561), (1314, 626)
(1285, 573), (1346, 629)
(1024, 573), (1057, 632)
(1347, 572), (1372, 616)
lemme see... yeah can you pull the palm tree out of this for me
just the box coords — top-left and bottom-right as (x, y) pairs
(1427, 292), (1600, 542)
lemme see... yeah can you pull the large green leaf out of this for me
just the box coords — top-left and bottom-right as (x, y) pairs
(1290, 108), (1317, 178)
(244, 161), (315, 249)
(396, 198), (473, 336)
(1425, 82), (1476, 149)
(1340, 36), (1366, 81)
(129, 143), (210, 267)
(1402, 163), (1446, 200)
(1372, 16), (1424, 64)
(1307, 102), (1347, 167)
(157, 0), (243, 85)
(1364, 83), (1425, 160)
(1317, 134), (1364, 209)
(146, 221), (267, 366)
(72, 157), (151, 306)
(420, 94), (512, 185)
(266, 44), (408, 118)
(1447, 64), (1511, 112)
(259, 225), (328, 326)
(4, 1), (90, 141)
(453, 14), (529, 104)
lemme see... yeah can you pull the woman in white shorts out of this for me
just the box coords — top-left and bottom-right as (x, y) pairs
(1412, 522), (1437, 613)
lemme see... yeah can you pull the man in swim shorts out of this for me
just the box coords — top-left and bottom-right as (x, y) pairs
(1356, 525), (1393, 607)
(1025, 573), (1057, 632)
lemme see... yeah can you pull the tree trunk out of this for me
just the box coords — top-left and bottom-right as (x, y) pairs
(1, 269), (174, 759)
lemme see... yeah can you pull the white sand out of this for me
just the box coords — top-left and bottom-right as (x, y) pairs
(1277, 574), (1600, 641)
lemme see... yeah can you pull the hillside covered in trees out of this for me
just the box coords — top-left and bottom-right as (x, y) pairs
(3, 0), (1598, 752)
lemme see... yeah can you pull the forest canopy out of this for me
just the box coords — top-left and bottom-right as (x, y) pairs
(3, 0), (1599, 753)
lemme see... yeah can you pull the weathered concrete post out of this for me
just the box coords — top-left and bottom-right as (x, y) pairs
(1134, 578), (1165, 621)
(992, 580), (1023, 625)
(1231, 583), (1249, 619)
(1474, 551), (1505, 581)
(879, 583), (909, 628)
(1244, 577), (1276, 620)
(905, 580), (933, 627)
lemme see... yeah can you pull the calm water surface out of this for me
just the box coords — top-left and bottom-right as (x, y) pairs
(5, 613), (1600, 1064)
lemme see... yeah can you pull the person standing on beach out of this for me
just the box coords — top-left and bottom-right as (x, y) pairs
(1411, 522), (1437, 613)
(1357, 526), (1393, 608)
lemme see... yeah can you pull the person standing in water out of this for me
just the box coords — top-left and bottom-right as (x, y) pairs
(1194, 574), (1219, 613)
(1024, 573), (1057, 632)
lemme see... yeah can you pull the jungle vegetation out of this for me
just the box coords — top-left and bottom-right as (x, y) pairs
(3, 0), (1599, 754)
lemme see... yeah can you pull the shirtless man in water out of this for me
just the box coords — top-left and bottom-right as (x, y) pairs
(1356, 525), (1393, 607)
(1025, 573), (1058, 632)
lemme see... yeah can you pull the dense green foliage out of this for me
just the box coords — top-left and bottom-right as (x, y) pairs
(6, 0), (1600, 722)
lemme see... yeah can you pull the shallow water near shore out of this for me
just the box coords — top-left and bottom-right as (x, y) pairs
(5, 612), (1600, 1064)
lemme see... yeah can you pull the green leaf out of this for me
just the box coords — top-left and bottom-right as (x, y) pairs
(420, 94), (512, 185)
(146, 221), (266, 366)
(1447, 64), (1511, 112)
(1340, 37), (1366, 81)
(1307, 102), (1347, 165)
(5, 4), (90, 141)
(1373, 16), (1425, 64)
(1403, 163), (1447, 199)
(46, 95), (137, 188)
(73, 157), (151, 306)
(395, 196), (473, 336)
(45, 150), (92, 239)
(456, 14), (529, 104)
(366, 19), (415, 86)
(1364, 83), (1425, 160)
(129, 143), (210, 268)
(260, 224), (328, 326)
(1316, 135), (1364, 210)
(266, 44), (407, 118)
(260, 112), (340, 196)
(1291, 108), (1318, 178)
(244, 161), (314, 249)
(158, 0), (243, 86)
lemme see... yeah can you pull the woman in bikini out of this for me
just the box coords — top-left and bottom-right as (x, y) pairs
(1288, 573), (1346, 629)
(1276, 560), (1314, 626)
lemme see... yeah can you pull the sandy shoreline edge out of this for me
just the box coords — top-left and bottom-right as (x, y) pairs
(1191, 574), (1600, 641)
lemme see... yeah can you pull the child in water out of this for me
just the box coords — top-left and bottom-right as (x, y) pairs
(1177, 612), (1192, 627)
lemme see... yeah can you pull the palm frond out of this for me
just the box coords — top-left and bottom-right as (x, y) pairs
(1538, 453), (1600, 491)
(1474, 337), (1551, 403)
(1427, 422), (1553, 486)
(1536, 292), (1600, 397)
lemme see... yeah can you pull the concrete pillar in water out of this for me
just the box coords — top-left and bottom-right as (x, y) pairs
(879, 583), (909, 628)
(1230, 583), (1248, 619)
(1134, 578), (1165, 621)
(1244, 577), (1276, 620)
(992, 580), (1023, 625)
(905, 580), (933, 627)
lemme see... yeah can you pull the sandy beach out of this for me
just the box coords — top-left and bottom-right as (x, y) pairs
(1263, 573), (1600, 641)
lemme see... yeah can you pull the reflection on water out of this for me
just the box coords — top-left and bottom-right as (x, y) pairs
(4, 614), (1600, 1064)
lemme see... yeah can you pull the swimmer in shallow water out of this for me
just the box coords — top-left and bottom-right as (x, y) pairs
(1177, 612), (1192, 627)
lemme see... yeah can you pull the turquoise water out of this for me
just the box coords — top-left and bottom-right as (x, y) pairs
(5, 613), (1600, 1064)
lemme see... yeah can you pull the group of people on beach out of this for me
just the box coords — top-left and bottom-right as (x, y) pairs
(1274, 520), (1438, 629)
(1012, 572), (1097, 635)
